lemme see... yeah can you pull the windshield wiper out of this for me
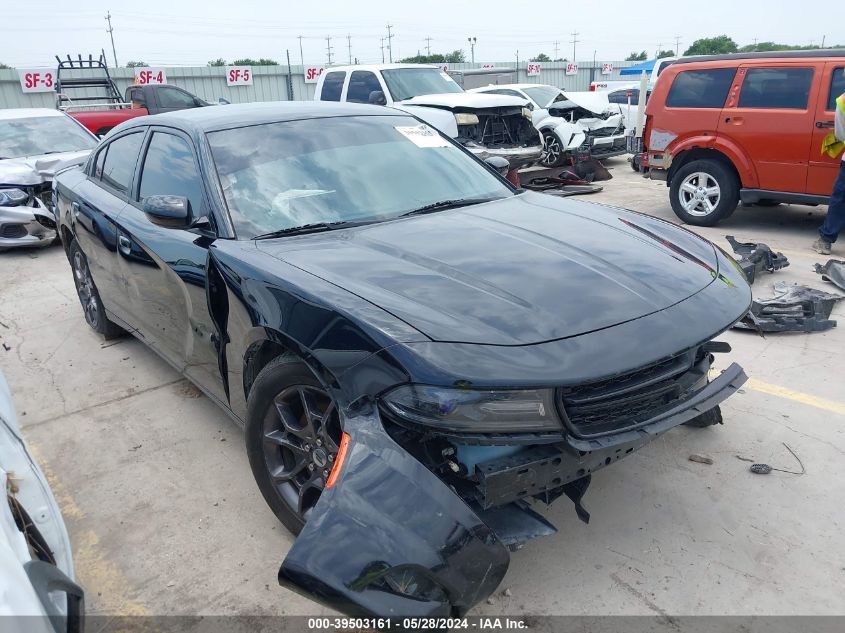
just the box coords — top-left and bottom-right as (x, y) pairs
(400, 197), (499, 217)
(252, 220), (368, 241)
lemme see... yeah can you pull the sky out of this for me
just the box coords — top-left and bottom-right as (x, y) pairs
(4, 0), (844, 69)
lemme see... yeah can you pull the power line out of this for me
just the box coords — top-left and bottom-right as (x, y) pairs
(105, 10), (118, 67)
(386, 24), (394, 62)
(570, 30), (579, 62)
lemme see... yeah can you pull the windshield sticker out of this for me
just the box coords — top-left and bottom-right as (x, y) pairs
(394, 124), (451, 148)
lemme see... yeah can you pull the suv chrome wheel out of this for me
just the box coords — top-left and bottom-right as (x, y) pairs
(679, 172), (721, 217)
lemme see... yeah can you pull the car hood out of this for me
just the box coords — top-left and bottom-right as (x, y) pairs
(0, 150), (91, 187)
(549, 91), (613, 114)
(256, 193), (719, 346)
(400, 92), (530, 110)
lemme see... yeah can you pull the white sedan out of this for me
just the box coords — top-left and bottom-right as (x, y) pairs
(471, 84), (629, 167)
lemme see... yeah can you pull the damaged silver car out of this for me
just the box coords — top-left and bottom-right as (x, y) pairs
(472, 84), (629, 167)
(0, 109), (96, 251)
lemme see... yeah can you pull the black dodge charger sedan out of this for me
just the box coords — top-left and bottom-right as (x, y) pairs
(54, 102), (751, 617)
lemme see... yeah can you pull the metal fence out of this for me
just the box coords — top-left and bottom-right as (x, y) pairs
(0, 61), (640, 109)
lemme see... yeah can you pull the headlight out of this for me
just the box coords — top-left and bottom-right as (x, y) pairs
(454, 113), (479, 126)
(0, 188), (28, 207)
(381, 384), (561, 432)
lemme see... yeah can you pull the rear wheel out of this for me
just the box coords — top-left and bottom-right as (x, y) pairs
(246, 355), (343, 535)
(670, 159), (739, 226)
(69, 240), (124, 339)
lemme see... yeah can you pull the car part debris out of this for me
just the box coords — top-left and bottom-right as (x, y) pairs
(520, 169), (604, 196)
(737, 443), (805, 475)
(725, 235), (789, 284)
(688, 454), (714, 465)
(734, 282), (843, 333)
(814, 259), (845, 292)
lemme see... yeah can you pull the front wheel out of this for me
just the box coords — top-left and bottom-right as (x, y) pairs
(246, 355), (343, 535)
(540, 131), (566, 167)
(670, 159), (739, 226)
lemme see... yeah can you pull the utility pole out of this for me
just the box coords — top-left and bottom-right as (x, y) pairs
(298, 35), (304, 68)
(553, 41), (560, 59)
(104, 11), (118, 67)
(569, 30), (579, 62)
(467, 36), (476, 64)
(380, 37), (386, 63)
(656, 43), (662, 58)
(674, 35), (681, 56)
(347, 34), (352, 64)
(821, 35), (827, 48)
(325, 36), (333, 65)
(386, 24), (394, 62)
(425, 36), (432, 56)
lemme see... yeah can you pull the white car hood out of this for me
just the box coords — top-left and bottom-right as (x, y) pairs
(549, 91), (615, 115)
(0, 150), (91, 186)
(401, 92), (530, 110)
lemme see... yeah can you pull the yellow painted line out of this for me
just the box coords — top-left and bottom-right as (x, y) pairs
(28, 443), (151, 616)
(711, 369), (845, 417)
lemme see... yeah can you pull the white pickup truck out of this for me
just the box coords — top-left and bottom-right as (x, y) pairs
(313, 64), (543, 169)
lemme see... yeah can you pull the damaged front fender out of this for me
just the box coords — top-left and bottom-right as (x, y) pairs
(278, 406), (510, 617)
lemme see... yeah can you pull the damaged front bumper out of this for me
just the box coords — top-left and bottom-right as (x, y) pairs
(277, 360), (747, 618)
(0, 196), (57, 251)
(465, 143), (543, 170)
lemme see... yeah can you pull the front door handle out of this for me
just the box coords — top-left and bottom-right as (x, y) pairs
(816, 121), (835, 128)
(118, 235), (132, 256)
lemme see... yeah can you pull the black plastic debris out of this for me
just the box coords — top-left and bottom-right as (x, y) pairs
(814, 259), (845, 292)
(734, 281), (844, 333)
(725, 235), (790, 284)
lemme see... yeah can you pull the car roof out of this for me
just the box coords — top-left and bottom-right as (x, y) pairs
(673, 49), (845, 65)
(117, 101), (408, 133)
(0, 108), (68, 121)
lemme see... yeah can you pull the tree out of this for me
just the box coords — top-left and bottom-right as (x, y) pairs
(0, 62), (11, 69)
(207, 58), (227, 67)
(656, 49), (675, 59)
(125, 60), (148, 67)
(444, 50), (465, 63)
(684, 35), (738, 56)
(232, 58), (279, 65)
(626, 51), (647, 61)
(400, 50), (464, 64)
(531, 53), (551, 62)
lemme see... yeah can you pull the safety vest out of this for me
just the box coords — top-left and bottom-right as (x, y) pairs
(821, 93), (845, 159)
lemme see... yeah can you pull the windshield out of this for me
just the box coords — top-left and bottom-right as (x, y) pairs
(0, 115), (96, 159)
(523, 86), (562, 108)
(207, 115), (513, 239)
(382, 68), (463, 101)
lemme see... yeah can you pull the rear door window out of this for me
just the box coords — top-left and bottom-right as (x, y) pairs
(738, 67), (814, 109)
(666, 68), (737, 108)
(346, 71), (383, 103)
(828, 67), (845, 111)
(320, 72), (346, 101)
(100, 132), (144, 194)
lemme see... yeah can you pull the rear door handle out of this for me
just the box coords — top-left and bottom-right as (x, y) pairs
(816, 121), (835, 128)
(118, 234), (132, 256)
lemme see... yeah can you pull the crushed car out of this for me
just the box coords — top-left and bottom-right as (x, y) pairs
(471, 84), (629, 168)
(0, 109), (96, 252)
(314, 64), (543, 171)
(54, 102), (751, 618)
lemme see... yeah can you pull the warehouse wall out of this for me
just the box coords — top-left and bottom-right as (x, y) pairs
(0, 61), (640, 109)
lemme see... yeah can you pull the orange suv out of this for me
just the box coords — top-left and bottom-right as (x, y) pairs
(640, 51), (845, 226)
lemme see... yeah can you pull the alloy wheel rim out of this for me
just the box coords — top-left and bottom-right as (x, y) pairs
(679, 172), (721, 217)
(542, 133), (562, 166)
(262, 385), (342, 522)
(72, 252), (99, 327)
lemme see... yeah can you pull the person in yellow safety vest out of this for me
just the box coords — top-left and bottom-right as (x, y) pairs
(813, 93), (845, 255)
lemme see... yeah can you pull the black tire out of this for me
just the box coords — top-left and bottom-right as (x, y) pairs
(540, 131), (566, 167)
(631, 154), (642, 172)
(683, 405), (723, 428)
(245, 355), (343, 535)
(669, 159), (739, 226)
(68, 240), (125, 339)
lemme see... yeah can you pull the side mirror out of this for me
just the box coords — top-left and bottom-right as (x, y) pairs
(218, 97), (231, 105)
(142, 195), (191, 226)
(368, 90), (387, 106)
(484, 156), (510, 177)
